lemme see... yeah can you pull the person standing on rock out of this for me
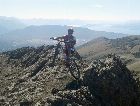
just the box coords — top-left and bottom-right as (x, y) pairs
(51, 28), (76, 65)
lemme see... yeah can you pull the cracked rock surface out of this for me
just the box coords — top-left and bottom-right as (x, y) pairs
(0, 46), (140, 106)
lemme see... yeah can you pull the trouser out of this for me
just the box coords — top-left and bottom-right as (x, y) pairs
(64, 45), (75, 61)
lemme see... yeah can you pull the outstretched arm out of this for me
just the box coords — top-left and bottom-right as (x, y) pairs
(50, 36), (63, 40)
(50, 36), (65, 41)
(55, 36), (64, 40)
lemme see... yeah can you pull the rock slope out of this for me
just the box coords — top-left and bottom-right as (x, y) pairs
(47, 55), (140, 106)
(0, 46), (140, 106)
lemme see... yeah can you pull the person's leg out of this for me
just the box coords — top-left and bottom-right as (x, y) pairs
(64, 45), (70, 66)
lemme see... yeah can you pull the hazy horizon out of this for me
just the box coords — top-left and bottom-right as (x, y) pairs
(0, 0), (139, 22)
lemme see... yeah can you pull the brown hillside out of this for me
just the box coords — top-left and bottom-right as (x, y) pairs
(77, 35), (140, 61)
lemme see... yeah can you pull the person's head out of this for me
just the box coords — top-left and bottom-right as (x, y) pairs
(68, 28), (74, 35)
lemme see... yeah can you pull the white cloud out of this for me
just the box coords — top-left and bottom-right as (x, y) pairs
(95, 4), (103, 8)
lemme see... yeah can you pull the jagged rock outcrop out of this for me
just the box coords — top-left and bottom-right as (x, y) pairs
(48, 55), (140, 106)
(0, 45), (84, 105)
(0, 46), (140, 106)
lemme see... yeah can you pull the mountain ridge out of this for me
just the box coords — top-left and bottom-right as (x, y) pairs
(0, 25), (127, 51)
(0, 45), (140, 105)
(0, 16), (26, 34)
(78, 35), (140, 58)
(77, 35), (140, 73)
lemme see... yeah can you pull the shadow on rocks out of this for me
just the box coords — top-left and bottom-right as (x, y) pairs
(48, 54), (140, 106)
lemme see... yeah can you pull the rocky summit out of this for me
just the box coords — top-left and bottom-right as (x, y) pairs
(0, 46), (140, 106)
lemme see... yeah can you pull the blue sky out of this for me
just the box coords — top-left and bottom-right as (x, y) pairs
(0, 0), (139, 21)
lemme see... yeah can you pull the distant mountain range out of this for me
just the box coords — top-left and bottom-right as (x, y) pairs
(22, 18), (140, 35)
(1, 16), (140, 35)
(0, 16), (26, 34)
(0, 25), (127, 51)
(83, 21), (140, 35)
(1, 16), (140, 52)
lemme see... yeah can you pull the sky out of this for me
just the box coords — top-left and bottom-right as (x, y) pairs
(0, 0), (139, 21)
